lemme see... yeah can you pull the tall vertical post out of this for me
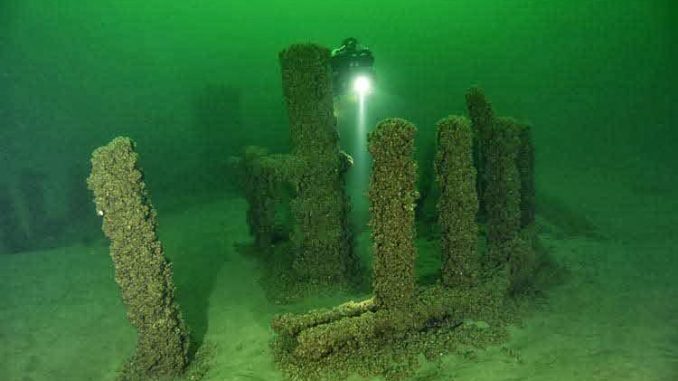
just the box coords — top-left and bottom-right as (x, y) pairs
(466, 86), (495, 219)
(484, 117), (522, 265)
(435, 116), (479, 287)
(279, 44), (351, 283)
(368, 118), (417, 309)
(87, 137), (189, 379)
(241, 146), (282, 249)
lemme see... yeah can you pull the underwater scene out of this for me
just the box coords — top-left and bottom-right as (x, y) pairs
(1, 1), (676, 380)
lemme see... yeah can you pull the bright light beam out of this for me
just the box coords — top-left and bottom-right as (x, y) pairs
(357, 92), (367, 160)
(351, 90), (369, 227)
(352, 75), (372, 96)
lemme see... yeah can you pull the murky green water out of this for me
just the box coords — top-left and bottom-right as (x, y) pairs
(1, 1), (676, 380)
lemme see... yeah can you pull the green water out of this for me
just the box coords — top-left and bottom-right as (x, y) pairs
(1, 1), (676, 380)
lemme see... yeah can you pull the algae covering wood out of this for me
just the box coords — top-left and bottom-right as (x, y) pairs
(241, 146), (301, 249)
(368, 118), (418, 309)
(278, 43), (352, 284)
(271, 298), (376, 337)
(435, 116), (480, 287)
(485, 117), (522, 264)
(270, 112), (520, 380)
(465, 86), (496, 220)
(279, 44), (338, 160)
(87, 137), (189, 380)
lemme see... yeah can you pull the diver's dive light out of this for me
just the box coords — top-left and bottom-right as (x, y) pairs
(330, 37), (375, 97)
(352, 75), (372, 95)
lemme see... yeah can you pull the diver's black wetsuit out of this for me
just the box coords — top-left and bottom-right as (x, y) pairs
(330, 38), (375, 95)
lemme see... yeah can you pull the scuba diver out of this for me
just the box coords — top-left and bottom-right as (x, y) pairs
(330, 37), (375, 96)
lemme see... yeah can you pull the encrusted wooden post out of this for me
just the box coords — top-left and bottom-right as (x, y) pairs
(465, 86), (495, 219)
(368, 118), (418, 309)
(435, 116), (479, 287)
(484, 117), (522, 265)
(279, 44), (352, 283)
(87, 137), (190, 380)
(241, 146), (300, 249)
